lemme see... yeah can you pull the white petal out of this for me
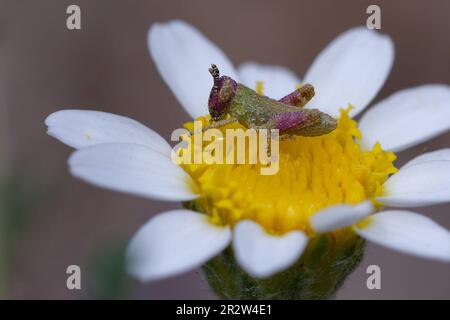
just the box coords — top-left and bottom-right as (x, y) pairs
(233, 220), (308, 278)
(45, 110), (171, 155)
(303, 27), (394, 117)
(310, 201), (374, 233)
(127, 210), (231, 281)
(149, 20), (238, 119)
(359, 85), (450, 152)
(237, 62), (301, 99)
(354, 210), (450, 262)
(378, 160), (450, 207)
(403, 148), (450, 169)
(68, 143), (197, 201)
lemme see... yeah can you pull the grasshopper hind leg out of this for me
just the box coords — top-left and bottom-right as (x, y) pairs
(279, 84), (315, 108)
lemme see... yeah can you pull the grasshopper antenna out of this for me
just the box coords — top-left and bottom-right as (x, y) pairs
(209, 64), (220, 92)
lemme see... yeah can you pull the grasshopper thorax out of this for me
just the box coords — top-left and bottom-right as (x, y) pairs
(208, 64), (237, 121)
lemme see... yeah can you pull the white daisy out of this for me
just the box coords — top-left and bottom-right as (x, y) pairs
(45, 20), (450, 283)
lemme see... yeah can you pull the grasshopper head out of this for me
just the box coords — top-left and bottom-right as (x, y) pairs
(208, 64), (237, 121)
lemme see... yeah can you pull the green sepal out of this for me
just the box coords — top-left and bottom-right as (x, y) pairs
(203, 234), (365, 300)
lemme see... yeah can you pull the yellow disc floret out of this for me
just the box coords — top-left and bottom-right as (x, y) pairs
(181, 108), (397, 235)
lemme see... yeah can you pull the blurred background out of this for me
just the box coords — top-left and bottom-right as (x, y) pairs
(0, 0), (449, 299)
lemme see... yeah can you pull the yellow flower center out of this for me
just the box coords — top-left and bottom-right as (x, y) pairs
(181, 108), (397, 235)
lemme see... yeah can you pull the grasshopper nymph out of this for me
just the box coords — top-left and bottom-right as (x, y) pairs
(205, 64), (337, 155)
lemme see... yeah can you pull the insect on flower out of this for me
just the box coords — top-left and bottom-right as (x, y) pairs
(204, 64), (337, 155)
(45, 20), (450, 299)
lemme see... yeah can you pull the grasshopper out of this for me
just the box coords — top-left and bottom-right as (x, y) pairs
(206, 64), (337, 135)
(204, 64), (337, 156)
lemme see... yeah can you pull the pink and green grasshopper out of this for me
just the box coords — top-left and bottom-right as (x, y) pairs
(205, 64), (337, 155)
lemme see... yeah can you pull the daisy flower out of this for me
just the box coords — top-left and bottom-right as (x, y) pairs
(45, 20), (450, 299)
